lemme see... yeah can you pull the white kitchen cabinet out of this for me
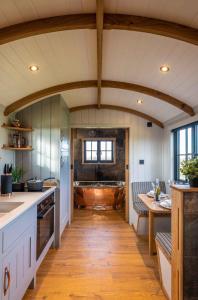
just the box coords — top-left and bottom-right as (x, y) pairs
(0, 204), (37, 300)
(1, 223), (36, 300)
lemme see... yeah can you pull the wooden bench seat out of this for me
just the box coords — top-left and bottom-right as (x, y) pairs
(156, 232), (172, 299)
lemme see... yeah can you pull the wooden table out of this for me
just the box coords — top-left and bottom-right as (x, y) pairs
(138, 194), (171, 255)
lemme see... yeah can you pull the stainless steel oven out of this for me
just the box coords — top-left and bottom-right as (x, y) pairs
(37, 193), (55, 260)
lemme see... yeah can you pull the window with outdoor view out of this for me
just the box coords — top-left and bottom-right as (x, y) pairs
(173, 121), (198, 181)
(83, 139), (115, 164)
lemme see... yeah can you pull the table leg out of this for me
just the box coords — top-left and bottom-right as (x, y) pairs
(149, 210), (156, 255)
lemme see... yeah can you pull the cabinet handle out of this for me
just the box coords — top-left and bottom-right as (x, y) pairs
(3, 267), (11, 296)
(29, 237), (32, 268)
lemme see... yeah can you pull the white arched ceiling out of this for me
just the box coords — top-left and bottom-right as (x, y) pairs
(0, 0), (198, 123)
(62, 87), (181, 123)
(103, 30), (198, 108)
(62, 88), (97, 108)
(0, 0), (96, 28)
(0, 30), (96, 105)
(0, 0), (197, 29)
(100, 88), (181, 123)
(105, 0), (198, 28)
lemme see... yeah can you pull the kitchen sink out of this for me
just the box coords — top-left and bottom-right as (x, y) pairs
(0, 202), (24, 213)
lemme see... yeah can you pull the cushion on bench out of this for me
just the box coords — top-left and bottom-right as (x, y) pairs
(133, 201), (148, 216)
(156, 232), (172, 258)
(132, 181), (166, 216)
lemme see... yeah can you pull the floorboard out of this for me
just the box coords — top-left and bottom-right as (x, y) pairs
(23, 209), (166, 300)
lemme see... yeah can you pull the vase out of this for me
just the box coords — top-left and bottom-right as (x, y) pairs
(189, 178), (198, 188)
(155, 193), (160, 202)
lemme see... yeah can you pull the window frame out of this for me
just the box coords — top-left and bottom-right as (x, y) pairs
(82, 138), (116, 164)
(173, 121), (198, 182)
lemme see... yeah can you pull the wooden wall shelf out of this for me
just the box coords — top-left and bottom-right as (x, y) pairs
(1, 124), (33, 132)
(2, 146), (33, 151)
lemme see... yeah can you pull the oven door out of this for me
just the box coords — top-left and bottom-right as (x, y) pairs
(37, 204), (54, 260)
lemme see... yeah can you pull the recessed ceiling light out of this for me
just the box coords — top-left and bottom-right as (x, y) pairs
(160, 65), (170, 73)
(137, 99), (143, 105)
(29, 65), (39, 72)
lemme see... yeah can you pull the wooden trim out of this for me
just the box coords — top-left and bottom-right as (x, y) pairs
(149, 210), (156, 255)
(104, 14), (198, 46)
(4, 80), (97, 116)
(0, 14), (96, 45)
(125, 128), (129, 222)
(171, 189), (183, 300)
(1, 124), (33, 132)
(96, 0), (104, 108)
(1, 146), (33, 151)
(70, 104), (164, 128)
(70, 128), (75, 222)
(4, 80), (194, 117)
(0, 14), (198, 46)
(102, 80), (194, 116)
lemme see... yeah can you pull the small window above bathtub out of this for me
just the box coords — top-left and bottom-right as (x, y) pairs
(82, 138), (116, 164)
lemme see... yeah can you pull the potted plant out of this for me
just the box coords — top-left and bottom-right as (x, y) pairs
(180, 157), (198, 187)
(12, 167), (25, 192)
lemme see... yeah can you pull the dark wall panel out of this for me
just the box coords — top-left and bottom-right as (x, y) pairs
(74, 128), (125, 181)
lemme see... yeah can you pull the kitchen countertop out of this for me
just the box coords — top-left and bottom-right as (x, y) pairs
(0, 187), (56, 230)
(171, 184), (198, 192)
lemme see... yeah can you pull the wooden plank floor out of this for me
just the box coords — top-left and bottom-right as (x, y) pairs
(24, 210), (166, 300)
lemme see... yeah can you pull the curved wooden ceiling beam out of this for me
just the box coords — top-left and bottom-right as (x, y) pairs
(102, 80), (194, 116)
(104, 14), (198, 46)
(0, 14), (96, 45)
(0, 14), (198, 46)
(4, 80), (97, 116)
(4, 80), (194, 117)
(70, 104), (164, 128)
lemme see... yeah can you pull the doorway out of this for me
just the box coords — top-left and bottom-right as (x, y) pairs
(70, 128), (129, 222)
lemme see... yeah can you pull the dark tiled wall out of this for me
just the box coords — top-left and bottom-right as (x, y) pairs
(74, 128), (125, 181)
(183, 192), (198, 299)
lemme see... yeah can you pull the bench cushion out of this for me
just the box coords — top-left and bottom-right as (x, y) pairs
(133, 201), (148, 216)
(132, 181), (166, 216)
(156, 232), (172, 258)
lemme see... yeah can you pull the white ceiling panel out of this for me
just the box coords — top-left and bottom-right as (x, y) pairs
(101, 88), (181, 123)
(103, 30), (198, 108)
(0, 0), (197, 124)
(0, 0), (197, 29)
(0, 0), (96, 28)
(105, 0), (198, 28)
(62, 88), (97, 108)
(0, 30), (96, 106)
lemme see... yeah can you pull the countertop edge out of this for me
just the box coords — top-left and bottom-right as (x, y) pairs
(171, 184), (198, 192)
(0, 186), (56, 230)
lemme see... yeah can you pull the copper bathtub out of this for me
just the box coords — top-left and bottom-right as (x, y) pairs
(74, 182), (125, 210)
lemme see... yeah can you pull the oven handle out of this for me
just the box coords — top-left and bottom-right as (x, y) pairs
(37, 204), (54, 219)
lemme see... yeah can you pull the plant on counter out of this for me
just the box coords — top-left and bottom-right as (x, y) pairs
(180, 157), (198, 187)
(12, 167), (25, 192)
(12, 167), (23, 183)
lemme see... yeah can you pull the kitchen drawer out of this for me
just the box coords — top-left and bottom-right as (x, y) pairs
(2, 206), (36, 254)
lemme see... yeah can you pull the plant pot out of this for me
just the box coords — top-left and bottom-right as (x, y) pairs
(12, 182), (25, 192)
(189, 178), (198, 188)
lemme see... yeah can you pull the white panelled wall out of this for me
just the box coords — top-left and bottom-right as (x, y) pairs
(70, 108), (163, 223)
(0, 105), (15, 175)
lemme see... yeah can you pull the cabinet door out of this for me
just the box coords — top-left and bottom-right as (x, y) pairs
(23, 225), (36, 285)
(1, 247), (17, 300)
(17, 224), (36, 300)
(1, 224), (36, 300)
